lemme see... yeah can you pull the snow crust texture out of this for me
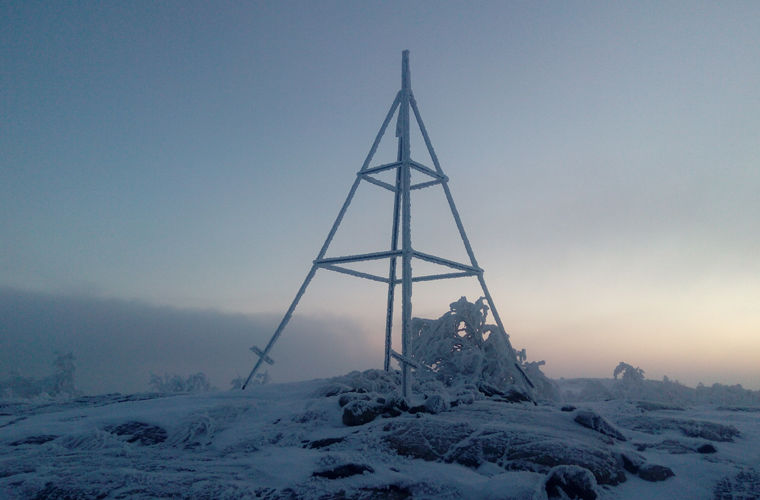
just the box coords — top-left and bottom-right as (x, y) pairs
(1, 370), (759, 499)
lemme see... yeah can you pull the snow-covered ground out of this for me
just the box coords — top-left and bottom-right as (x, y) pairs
(2, 370), (758, 499)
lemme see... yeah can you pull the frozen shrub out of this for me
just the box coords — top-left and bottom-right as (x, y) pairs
(522, 359), (559, 401)
(410, 297), (527, 394)
(149, 372), (213, 393)
(0, 352), (80, 399)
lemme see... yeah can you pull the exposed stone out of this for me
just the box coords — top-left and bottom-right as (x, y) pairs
(357, 484), (412, 499)
(678, 420), (739, 442)
(574, 410), (627, 441)
(312, 463), (374, 479)
(317, 383), (353, 398)
(498, 438), (626, 486)
(542, 465), (599, 500)
(635, 401), (685, 412)
(307, 437), (345, 449)
(10, 435), (57, 446)
(638, 464), (675, 482)
(383, 420), (473, 462)
(561, 405), (577, 412)
(342, 400), (382, 427)
(104, 421), (167, 445)
(383, 419), (626, 486)
(648, 439), (694, 454)
(32, 482), (109, 500)
(338, 393), (363, 407)
(697, 443), (717, 454)
(618, 416), (739, 442)
(478, 383), (533, 403)
(423, 394), (448, 414)
(619, 452), (645, 474)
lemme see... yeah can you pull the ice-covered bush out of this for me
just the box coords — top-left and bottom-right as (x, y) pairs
(695, 382), (760, 405)
(410, 297), (527, 393)
(0, 352), (80, 399)
(522, 359), (559, 401)
(148, 372), (213, 393)
(229, 371), (269, 390)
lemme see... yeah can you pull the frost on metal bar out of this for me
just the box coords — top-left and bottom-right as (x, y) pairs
(411, 178), (446, 190)
(412, 250), (482, 274)
(409, 271), (478, 283)
(242, 50), (532, 398)
(361, 161), (403, 176)
(359, 174), (396, 192)
(314, 250), (402, 266)
(250, 346), (274, 365)
(409, 160), (444, 179)
(315, 263), (390, 284)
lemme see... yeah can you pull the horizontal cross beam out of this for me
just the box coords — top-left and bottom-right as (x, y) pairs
(360, 174), (397, 192)
(410, 178), (447, 190)
(317, 263), (390, 283)
(404, 270), (479, 283)
(315, 249), (402, 266)
(410, 160), (444, 180)
(412, 250), (482, 273)
(360, 161), (402, 176)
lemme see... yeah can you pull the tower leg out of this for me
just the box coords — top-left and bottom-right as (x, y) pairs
(242, 264), (318, 389)
(384, 168), (402, 371)
(399, 50), (413, 400)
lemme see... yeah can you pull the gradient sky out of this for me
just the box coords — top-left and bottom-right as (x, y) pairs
(2, 1), (759, 390)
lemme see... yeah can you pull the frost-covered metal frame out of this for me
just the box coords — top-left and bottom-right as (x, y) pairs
(243, 51), (510, 399)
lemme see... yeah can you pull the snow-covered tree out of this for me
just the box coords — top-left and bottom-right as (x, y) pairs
(0, 352), (80, 399)
(613, 362), (644, 383)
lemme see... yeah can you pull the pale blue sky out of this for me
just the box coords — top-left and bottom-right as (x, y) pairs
(2, 1), (759, 388)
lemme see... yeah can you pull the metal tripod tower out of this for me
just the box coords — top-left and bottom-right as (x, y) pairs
(243, 51), (514, 398)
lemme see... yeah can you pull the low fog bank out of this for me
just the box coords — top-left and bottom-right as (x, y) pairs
(0, 287), (378, 394)
(2, 288), (757, 398)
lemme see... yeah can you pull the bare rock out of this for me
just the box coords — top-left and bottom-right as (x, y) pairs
(638, 464), (675, 482)
(618, 416), (739, 442)
(306, 437), (344, 449)
(618, 452), (645, 474)
(478, 383), (533, 403)
(312, 463), (374, 479)
(644, 439), (694, 454)
(635, 401), (685, 412)
(384, 419), (626, 486)
(423, 394), (449, 414)
(338, 392), (370, 407)
(317, 383), (353, 398)
(574, 410), (627, 441)
(104, 421), (167, 445)
(342, 400), (382, 427)
(383, 420), (473, 462)
(541, 465), (599, 500)
(697, 443), (717, 454)
(10, 435), (57, 446)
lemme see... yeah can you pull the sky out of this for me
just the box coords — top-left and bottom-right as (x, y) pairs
(2, 1), (759, 392)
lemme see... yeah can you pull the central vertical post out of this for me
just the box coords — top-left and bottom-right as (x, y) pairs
(399, 50), (413, 399)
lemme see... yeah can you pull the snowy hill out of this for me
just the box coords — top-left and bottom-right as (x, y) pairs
(2, 370), (759, 499)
